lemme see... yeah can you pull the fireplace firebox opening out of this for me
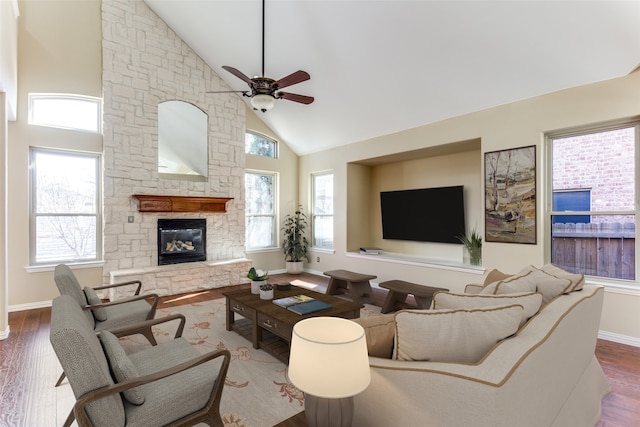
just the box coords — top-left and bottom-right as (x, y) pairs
(157, 218), (206, 265)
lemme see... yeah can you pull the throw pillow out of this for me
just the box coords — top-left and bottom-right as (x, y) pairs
(480, 270), (538, 295)
(515, 266), (574, 305)
(539, 263), (585, 291)
(352, 314), (395, 359)
(99, 331), (145, 405)
(482, 268), (512, 287)
(84, 287), (108, 321)
(433, 291), (543, 327)
(393, 305), (523, 363)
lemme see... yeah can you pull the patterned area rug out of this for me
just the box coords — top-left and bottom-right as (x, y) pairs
(56, 297), (380, 427)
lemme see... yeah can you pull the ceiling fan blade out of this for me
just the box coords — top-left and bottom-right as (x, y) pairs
(277, 92), (314, 105)
(222, 66), (254, 85)
(273, 70), (310, 90)
(206, 90), (250, 97)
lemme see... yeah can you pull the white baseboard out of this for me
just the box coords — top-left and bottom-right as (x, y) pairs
(8, 300), (52, 313)
(598, 330), (640, 348)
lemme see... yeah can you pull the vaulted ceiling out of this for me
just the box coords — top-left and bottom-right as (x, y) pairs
(144, 0), (640, 156)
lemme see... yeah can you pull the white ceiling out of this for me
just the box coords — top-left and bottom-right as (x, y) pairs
(144, 0), (640, 156)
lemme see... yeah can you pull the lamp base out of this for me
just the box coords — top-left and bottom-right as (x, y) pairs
(304, 394), (354, 427)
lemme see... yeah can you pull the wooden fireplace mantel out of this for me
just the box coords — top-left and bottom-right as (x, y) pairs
(133, 194), (233, 213)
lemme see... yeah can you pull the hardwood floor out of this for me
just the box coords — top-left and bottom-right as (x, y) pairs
(1, 272), (639, 426)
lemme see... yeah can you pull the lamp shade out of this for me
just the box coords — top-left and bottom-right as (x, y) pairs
(250, 94), (276, 111)
(288, 317), (371, 399)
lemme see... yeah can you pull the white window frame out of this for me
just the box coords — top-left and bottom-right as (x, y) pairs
(545, 118), (639, 287)
(28, 93), (102, 133)
(245, 131), (278, 159)
(245, 170), (278, 250)
(311, 171), (334, 250)
(30, 148), (102, 266)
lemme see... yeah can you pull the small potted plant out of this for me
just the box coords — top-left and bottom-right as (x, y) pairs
(259, 283), (274, 300)
(457, 227), (482, 266)
(282, 205), (310, 274)
(247, 267), (268, 294)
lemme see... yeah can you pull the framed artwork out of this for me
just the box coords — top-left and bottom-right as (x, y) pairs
(484, 145), (536, 244)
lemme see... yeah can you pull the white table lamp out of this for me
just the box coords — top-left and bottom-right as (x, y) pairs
(288, 317), (371, 427)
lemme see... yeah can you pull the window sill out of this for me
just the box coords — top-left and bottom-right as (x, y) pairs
(26, 260), (105, 273)
(310, 247), (335, 254)
(586, 277), (640, 296)
(245, 247), (281, 255)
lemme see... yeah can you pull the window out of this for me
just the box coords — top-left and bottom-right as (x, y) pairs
(552, 190), (591, 224)
(245, 171), (277, 249)
(30, 148), (101, 265)
(312, 172), (334, 249)
(29, 93), (102, 133)
(548, 122), (638, 281)
(245, 131), (277, 158)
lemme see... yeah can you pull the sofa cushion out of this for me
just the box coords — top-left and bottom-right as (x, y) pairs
(100, 331), (145, 405)
(433, 291), (543, 327)
(515, 266), (576, 304)
(352, 314), (395, 358)
(539, 263), (585, 291)
(393, 304), (523, 363)
(480, 270), (538, 294)
(481, 269), (573, 305)
(482, 268), (512, 287)
(84, 287), (108, 321)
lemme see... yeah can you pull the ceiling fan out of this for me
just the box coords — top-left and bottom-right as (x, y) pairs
(210, 0), (314, 113)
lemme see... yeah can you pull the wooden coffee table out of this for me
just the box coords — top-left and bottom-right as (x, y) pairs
(223, 285), (362, 363)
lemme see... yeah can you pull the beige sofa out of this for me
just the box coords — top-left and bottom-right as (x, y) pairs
(352, 270), (610, 427)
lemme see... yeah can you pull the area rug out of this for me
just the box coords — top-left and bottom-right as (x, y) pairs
(56, 297), (380, 427)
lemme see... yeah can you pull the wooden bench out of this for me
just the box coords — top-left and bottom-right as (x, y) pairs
(379, 280), (449, 313)
(324, 269), (377, 305)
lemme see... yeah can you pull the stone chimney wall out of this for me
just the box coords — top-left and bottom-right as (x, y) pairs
(101, 0), (250, 297)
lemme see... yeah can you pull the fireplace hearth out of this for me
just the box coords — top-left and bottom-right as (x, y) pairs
(157, 219), (206, 265)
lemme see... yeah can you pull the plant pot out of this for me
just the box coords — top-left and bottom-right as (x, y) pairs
(251, 280), (266, 294)
(464, 247), (482, 266)
(286, 261), (304, 275)
(260, 288), (274, 300)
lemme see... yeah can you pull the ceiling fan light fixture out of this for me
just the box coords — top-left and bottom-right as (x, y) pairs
(251, 94), (276, 112)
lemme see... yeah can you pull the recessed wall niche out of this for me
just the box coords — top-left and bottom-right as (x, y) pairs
(346, 139), (482, 261)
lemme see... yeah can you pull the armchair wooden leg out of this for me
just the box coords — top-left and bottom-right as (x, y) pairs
(55, 371), (66, 387)
(142, 326), (158, 346)
(63, 408), (75, 427)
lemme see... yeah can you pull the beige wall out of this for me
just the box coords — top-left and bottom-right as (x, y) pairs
(6, 0), (103, 309)
(301, 70), (640, 343)
(244, 108), (299, 273)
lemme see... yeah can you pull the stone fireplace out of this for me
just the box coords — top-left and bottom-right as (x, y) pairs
(101, 0), (251, 300)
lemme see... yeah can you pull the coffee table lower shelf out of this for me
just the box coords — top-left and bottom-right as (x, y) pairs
(230, 318), (292, 363)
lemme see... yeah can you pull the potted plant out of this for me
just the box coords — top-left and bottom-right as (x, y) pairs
(457, 227), (482, 266)
(247, 267), (268, 294)
(282, 205), (310, 274)
(259, 283), (274, 300)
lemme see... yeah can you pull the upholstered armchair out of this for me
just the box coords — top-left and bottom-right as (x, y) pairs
(53, 263), (160, 386)
(50, 294), (231, 427)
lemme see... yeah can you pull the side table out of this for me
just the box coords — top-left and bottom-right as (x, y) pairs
(324, 269), (377, 305)
(379, 280), (449, 313)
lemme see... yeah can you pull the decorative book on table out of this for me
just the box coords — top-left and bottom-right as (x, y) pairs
(286, 299), (333, 315)
(272, 294), (315, 308)
(272, 294), (333, 315)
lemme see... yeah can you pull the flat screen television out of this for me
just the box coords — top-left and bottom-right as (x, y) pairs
(380, 185), (465, 244)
